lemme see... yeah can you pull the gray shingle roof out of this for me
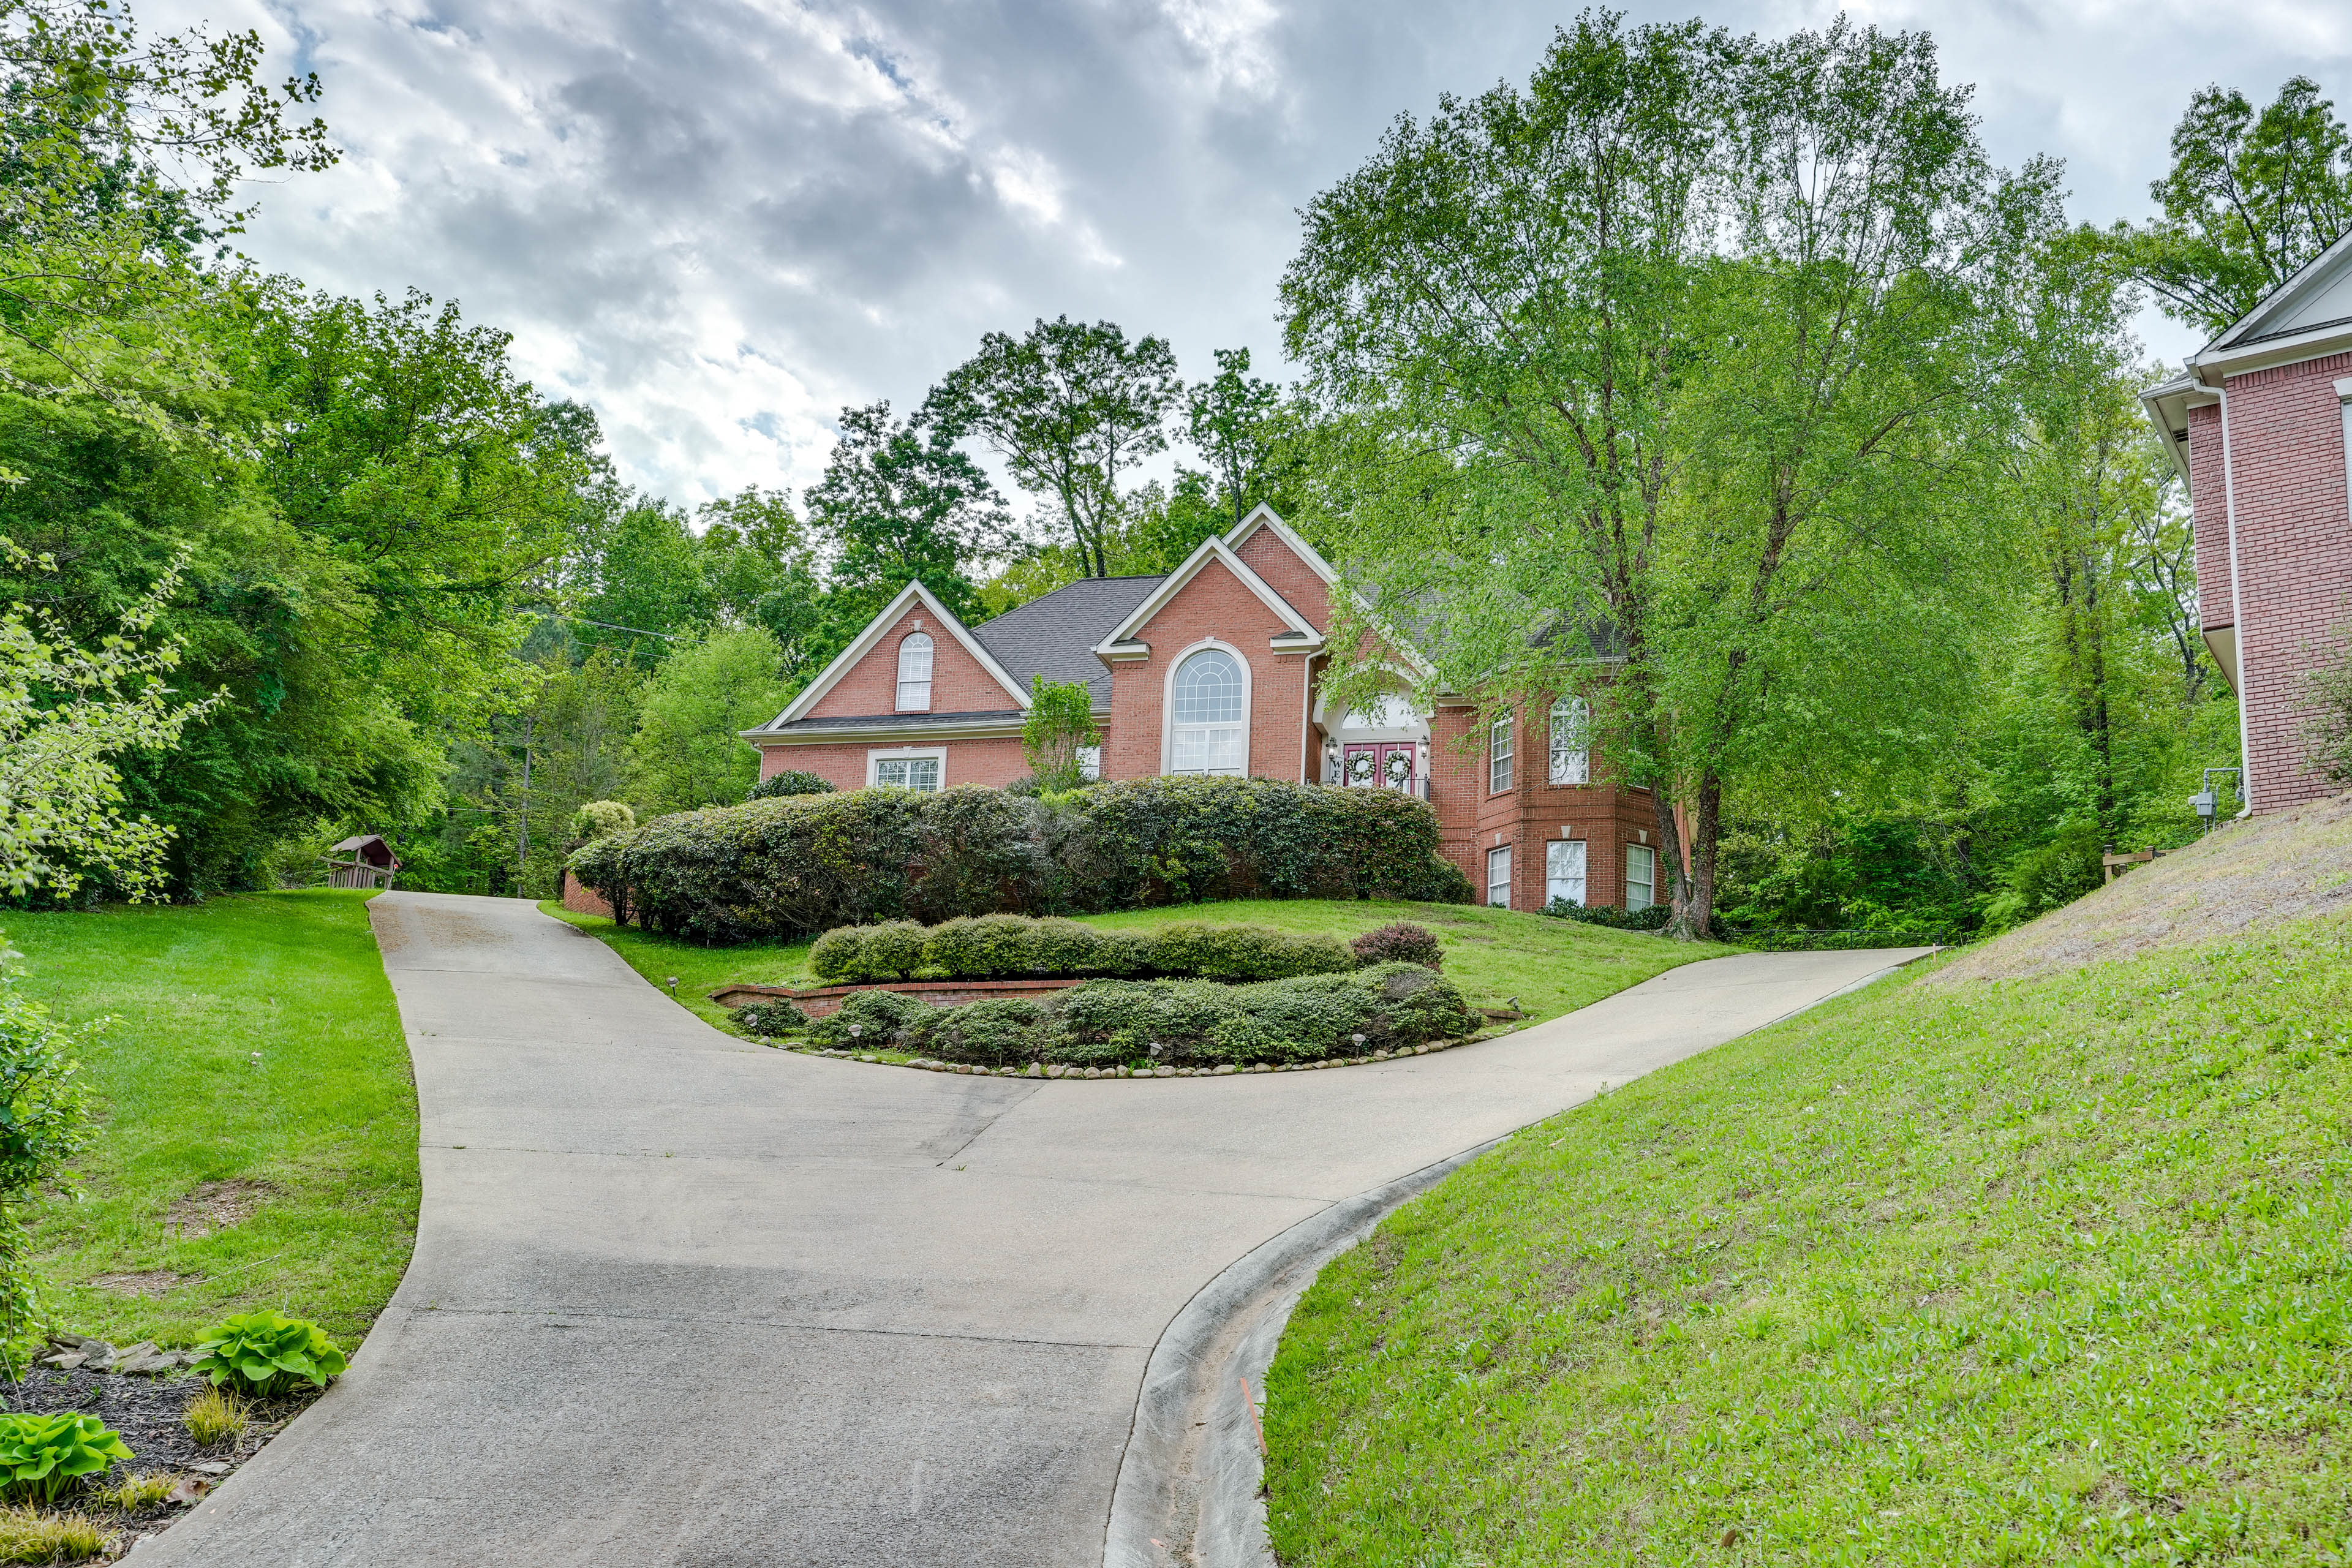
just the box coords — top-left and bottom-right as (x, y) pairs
(970, 575), (1165, 706)
(767, 709), (1023, 733)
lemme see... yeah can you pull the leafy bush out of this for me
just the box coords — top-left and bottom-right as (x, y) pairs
(1544, 899), (1670, 931)
(0, 1413), (131, 1503)
(730, 1000), (809, 1038)
(190, 1311), (347, 1398)
(807, 989), (935, 1050)
(1145, 924), (1354, 981)
(568, 776), (1472, 944)
(923, 998), (1047, 1066)
(567, 800), (636, 842)
(747, 770), (835, 801)
(1349, 921), (1442, 969)
(0, 949), (91, 1369)
(809, 913), (1350, 984)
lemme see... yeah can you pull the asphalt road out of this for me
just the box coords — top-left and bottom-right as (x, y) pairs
(136, 892), (1927, 1567)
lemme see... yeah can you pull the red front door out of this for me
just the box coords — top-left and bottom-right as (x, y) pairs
(1343, 743), (1415, 793)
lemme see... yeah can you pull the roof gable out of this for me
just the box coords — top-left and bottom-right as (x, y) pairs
(756, 581), (1028, 731)
(1224, 503), (1339, 586)
(1093, 535), (1319, 655)
(2196, 227), (2352, 371)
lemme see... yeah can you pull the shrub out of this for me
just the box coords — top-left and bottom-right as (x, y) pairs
(567, 776), (1471, 944)
(181, 1387), (247, 1448)
(567, 800), (636, 842)
(857, 921), (927, 981)
(0, 951), (91, 1368)
(731, 1000), (809, 1038)
(806, 925), (864, 981)
(190, 1311), (347, 1398)
(1145, 924), (1354, 981)
(1350, 921), (1442, 970)
(747, 770), (835, 801)
(1544, 899), (1670, 931)
(924, 998), (1048, 1066)
(0, 1414), (131, 1504)
(808, 989), (934, 1050)
(1023, 963), (1476, 1069)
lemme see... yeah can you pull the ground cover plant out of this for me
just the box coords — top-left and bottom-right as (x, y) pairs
(7, 892), (418, 1348)
(545, 896), (1734, 1039)
(1263, 911), (2352, 1564)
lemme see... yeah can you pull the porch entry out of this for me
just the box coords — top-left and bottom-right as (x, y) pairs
(1342, 742), (1417, 793)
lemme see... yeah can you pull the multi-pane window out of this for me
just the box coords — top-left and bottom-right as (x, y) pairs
(1545, 839), (1588, 908)
(873, 755), (941, 791)
(895, 633), (934, 711)
(1548, 696), (1589, 785)
(1489, 715), (1513, 793)
(1170, 648), (1245, 775)
(1626, 843), (1657, 912)
(1487, 845), (1513, 908)
(1077, 745), (1102, 781)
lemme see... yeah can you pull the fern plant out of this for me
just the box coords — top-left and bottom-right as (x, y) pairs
(190, 1311), (347, 1397)
(0, 1412), (132, 1503)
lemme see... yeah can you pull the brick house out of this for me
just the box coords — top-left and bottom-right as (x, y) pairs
(742, 506), (1667, 910)
(2143, 228), (2352, 815)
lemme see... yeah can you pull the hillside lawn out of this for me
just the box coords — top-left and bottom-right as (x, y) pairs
(1264, 911), (2352, 1565)
(540, 897), (1735, 1040)
(7, 891), (418, 1349)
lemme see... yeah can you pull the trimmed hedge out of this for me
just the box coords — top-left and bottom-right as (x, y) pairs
(748, 770), (835, 800)
(807, 914), (1352, 984)
(785, 962), (1477, 1069)
(1544, 899), (1670, 931)
(569, 776), (1474, 944)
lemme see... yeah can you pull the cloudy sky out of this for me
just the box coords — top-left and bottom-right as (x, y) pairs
(149, 0), (2352, 506)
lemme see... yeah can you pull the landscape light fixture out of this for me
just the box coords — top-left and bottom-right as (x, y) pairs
(849, 1023), (863, 1040)
(1351, 1034), (1366, 1048)
(665, 975), (679, 997)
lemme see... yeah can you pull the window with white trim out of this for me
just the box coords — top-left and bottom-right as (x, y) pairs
(1548, 696), (1589, 785)
(1489, 715), (1513, 793)
(1170, 647), (1245, 775)
(1077, 745), (1102, 781)
(1487, 844), (1513, 908)
(1626, 843), (1657, 912)
(1545, 839), (1587, 907)
(895, 632), (933, 712)
(872, 754), (941, 791)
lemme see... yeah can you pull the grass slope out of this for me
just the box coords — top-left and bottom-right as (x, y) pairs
(1265, 914), (2352, 1565)
(8, 892), (418, 1348)
(541, 898), (1731, 1038)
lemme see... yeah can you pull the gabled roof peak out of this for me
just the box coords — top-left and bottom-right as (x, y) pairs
(754, 580), (1029, 733)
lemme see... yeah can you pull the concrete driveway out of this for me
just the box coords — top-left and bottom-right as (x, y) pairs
(141, 893), (1925, 1567)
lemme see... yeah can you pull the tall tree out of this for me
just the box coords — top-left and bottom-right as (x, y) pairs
(2103, 75), (2352, 336)
(1186, 347), (1284, 528)
(625, 627), (789, 816)
(805, 400), (1005, 633)
(924, 317), (1180, 578)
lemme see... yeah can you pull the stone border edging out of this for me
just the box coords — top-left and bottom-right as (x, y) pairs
(1102, 949), (1937, 1568)
(1101, 1134), (1503, 1568)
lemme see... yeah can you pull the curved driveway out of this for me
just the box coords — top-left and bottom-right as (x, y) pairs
(145, 893), (1924, 1567)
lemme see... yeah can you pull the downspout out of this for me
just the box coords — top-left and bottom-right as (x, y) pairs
(2216, 377), (2256, 818)
(1300, 655), (1314, 783)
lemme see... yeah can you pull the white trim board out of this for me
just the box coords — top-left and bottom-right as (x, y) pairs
(1091, 536), (1319, 658)
(753, 580), (1030, 733)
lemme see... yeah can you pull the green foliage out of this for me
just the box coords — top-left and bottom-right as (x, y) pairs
(1544, 900), (1670, 932)
(190, 1310), (346, 1398)
(624, 627), (789, 816)
(809, 913), (1348, 983)
(745, 771), (833, 801)
(728, 1000), (808, 1039)
(0, 1502), (108, 1561)
(179, 1387), (246, 1449)
(921, 997), (1046, 1067)
(1981, 820), (2104, 932)
(570, 777), (1471, 946)
(1028, 962), (1474, 1069)
(803, 401), (1005, 640)
(1348, 922), (1443, 969)
(2304, 624), (2352, 785)
(0, 950), (89, 1368)
(567, 801), (635, 842)
(0, 1414), (130, 1505)
(1020, 677), (1102, 793)
(806, 989), (933, 1050)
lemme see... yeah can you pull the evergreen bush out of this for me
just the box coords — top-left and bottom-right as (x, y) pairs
(568, 777), (1471, 944)
(747, 770), (835, 801)
(805, 912), (1355, 984)
(1349, 921), (1443, 969)
(1543, 899), (1670, 931)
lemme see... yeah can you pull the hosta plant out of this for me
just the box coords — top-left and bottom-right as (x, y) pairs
(190, 1311), (347, 1398)
(0, 1412), (132, 1503)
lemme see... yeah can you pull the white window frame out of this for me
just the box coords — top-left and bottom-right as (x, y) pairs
(1489, 715), (1513, 794)
(1487, 845), (1513, 908)
(1162, 639), (1251, 777)
(1077, 744), (1102, 782)
(895, 632), (934, 712)
(1548, 696), (1589, 785)
(1545, 838), (1588, 907)
(866, 747), (946, 791)
(1626, 843), (1657, 912)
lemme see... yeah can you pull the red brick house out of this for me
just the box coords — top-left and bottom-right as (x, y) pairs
(2143, 228), (2352, 815)
(742, 507), (1665, 910)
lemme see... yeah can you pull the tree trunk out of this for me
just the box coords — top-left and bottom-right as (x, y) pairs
(1660, 769), (1721, 941)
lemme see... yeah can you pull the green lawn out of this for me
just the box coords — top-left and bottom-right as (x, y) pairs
(1264, 913), (2352, 1565)
(7, 891), (418, 1349)
(541, 898), (1733, 1038)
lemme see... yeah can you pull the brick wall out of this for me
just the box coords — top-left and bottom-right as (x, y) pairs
(1434, 696), (1659, 911)
(754, 735), (1031, 792)
(2218, 352), (2352, 812)
(1104, 557), (1314, 781)
(2187, 400), (2231, 633)
(1234, 527), (1333, 633)
(805, 604), (1017, 720)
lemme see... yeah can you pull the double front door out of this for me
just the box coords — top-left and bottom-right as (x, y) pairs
(1342, 742), (1417, 793)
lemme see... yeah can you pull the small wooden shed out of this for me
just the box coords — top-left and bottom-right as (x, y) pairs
(322, 835), (401, 890)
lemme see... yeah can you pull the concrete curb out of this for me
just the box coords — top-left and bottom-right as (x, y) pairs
(1102, 946), (1936, 1568)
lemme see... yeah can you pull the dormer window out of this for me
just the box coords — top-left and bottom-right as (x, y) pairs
(896, 632), (933, 711)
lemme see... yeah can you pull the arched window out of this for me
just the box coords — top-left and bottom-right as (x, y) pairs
(895, 633), (933, 711)
(1549, 696), (1589, 785)
(1169, 647), (1246, 775)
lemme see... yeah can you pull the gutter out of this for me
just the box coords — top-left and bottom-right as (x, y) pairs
(2216, 381), (2256, 819)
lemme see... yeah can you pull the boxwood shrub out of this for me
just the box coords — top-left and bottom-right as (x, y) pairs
(568, 776), (1472, 944)
(806, 913), (1352, 984)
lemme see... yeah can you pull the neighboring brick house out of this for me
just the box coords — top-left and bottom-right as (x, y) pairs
(2143, 228), (2352, 815)
(742, 506), (1663, 910)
